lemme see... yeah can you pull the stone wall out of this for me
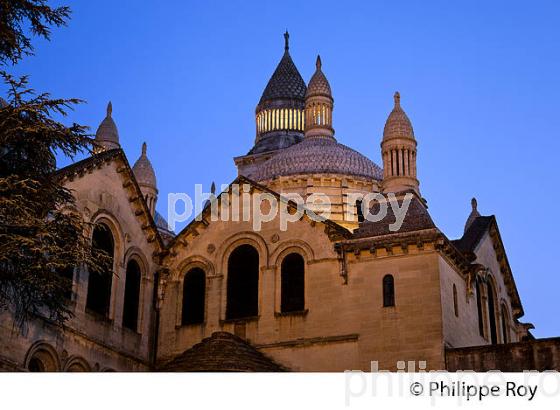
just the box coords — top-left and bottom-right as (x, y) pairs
(446, 338), (560, 371)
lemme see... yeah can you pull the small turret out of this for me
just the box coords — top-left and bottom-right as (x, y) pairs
(304, 55), (334, 140)
(94, 101), (120, 152)
(132, 142), (158, 215)
(381, 92), (419, 193)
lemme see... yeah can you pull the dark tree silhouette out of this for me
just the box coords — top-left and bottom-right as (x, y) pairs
(0, 0), (71, 65)
(0, 1), (105, 328)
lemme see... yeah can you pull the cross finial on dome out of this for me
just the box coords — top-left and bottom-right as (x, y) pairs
(394, 91), (400, 108)
(316, 55), (322, 70)
(107, 101), (113, 117)
(284, 31), (289, 51)
(142, 142), (147, 156)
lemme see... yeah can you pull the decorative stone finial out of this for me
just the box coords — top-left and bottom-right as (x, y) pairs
(394, 91), (400, 108)
(316, 55), (322, 70)
(142, 142), (147, 156)
(464, 196), (481, 233)
(284, 31), (289, 51)
(107, 101), (113, 117)
(211, 181), (216, 195)
(471, 197), (478, 212)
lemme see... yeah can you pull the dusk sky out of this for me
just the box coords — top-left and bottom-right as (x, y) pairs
(5, 0), (559, 337)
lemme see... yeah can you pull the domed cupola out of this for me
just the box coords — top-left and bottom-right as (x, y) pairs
(94, 101), (120, 152)
(305, 55), (334, 139)
(252, 31), (307, 154)
(132, 142), (158, 215)
(381, 92), (419, 193)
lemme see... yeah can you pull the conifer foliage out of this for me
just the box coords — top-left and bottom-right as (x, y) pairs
(0, 1), (106, 327)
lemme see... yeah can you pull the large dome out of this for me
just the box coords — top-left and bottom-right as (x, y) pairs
(253, 137), (383, 182)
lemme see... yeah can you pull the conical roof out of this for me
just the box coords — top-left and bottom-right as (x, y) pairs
(132, 142), (156, 188)
(258, 32), (306, 106)
(159, 332), (286, 372)
(306, 55), (332, 98)
(383, 92), (414, 141)
(95, 101), (120, 149)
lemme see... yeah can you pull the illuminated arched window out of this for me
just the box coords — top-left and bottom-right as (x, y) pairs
(382, 274), (395, 307)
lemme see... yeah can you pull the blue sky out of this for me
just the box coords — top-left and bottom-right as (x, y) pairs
(5, 0), (559, 337)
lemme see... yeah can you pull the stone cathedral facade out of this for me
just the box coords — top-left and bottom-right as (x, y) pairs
(1, 34), (558, 372)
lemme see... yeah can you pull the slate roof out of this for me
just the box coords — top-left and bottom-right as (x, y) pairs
(258, 50), (307, 105)
(159, 332), (287, 372)
(253, 137), (383, 182)
(352, 191), (435, 238)
(451, 216), (494, 254)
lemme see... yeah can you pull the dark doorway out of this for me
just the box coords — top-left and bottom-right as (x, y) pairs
(122, 259), (141, 331)
(86, 224), (114, 317)
(281, 253), (305, 312)
(182, 267), (206, 325)
(226, 244), (259, 320)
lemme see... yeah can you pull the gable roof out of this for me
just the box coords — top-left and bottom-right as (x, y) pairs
(56, 148), (165, 251)
(352, 190), (435, 238)
(159, 332), (287, 372)
(451, 215), (494, 254)
(166, 175), (351, 251)
(452, 214), (524, 318)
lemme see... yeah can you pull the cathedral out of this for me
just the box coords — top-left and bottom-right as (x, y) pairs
(1, 33), (558, 372)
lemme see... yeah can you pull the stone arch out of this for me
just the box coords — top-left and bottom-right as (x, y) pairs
(218, 231), (269, 274)
(24, 341), (60, 372)
(270, 240), (314, 268)
(123, 247), (149, 279)
(271, 242), (313, 314)
(90, 209), (125, 258)
(88, 211), (125, 320)
(64, 356), (91, 372)
(218, 233), (268, 321)
(174, 256), (214, 327)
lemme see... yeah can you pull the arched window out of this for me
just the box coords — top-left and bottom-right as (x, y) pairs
(453, 284), (459, 317)
(86, 224), (114, 317)
(182, 267), (206, 325)
(501, 304), (509, 344)
(226, 244), (259, 320)
(122, 259), (141, 331)
(475, 277), (484, 337)
(27, 345), (59, 372)
(281, 253), (305, 313)
(382, 274), (395, 307)
(487, 280), (498, 345)
(356, 200), (365, 223)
